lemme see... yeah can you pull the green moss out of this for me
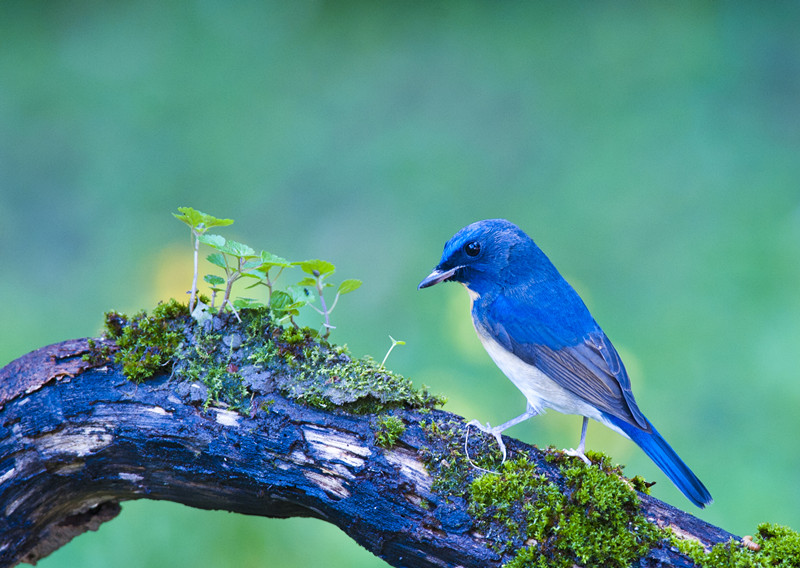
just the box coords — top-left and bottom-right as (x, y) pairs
(673, 536), (707, 564)
(281, 326), (312, 345)
(561, 463), (662, 566)
(755, 523), (800, 564)
(287, 355), (441, 413)
(419, 418), (504, 497)
(470, 458), (562, 548)
(374, 415), (406, 448)
(703, 541), (755, 568)
(104, 299), (189, 383)
(672, 523), (800, 568)
(244, 308), (274, 340)
(82, 338), (114, 366)
(418, 421), (666, 567)
(629, 474), (653, 495)
(104, 300), (442, 415)
(418, 420), (800, 568)
(272, 326), (444, 413)
(171, 325), (251, 410)
(467, 455), (661, 568)
(418, 421), (800, 568)
(179, 350), (248, 411)
(103, 310), (127, 339)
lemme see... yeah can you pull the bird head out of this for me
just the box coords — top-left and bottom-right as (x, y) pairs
(418, 219), (543, 294)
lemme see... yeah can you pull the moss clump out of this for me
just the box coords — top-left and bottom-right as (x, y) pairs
(82, 338), (114, 367)
(419, 421), (663, 567)
(674, 523), (800, 568)
(277, 344), (442, 414)
(104, 301), (442, 415)
(419, 418), (504, 497)
(468, 455), (662, 568)
(629, 474), (653, 495)
(280, 326), (309, 345)
(557, 461), (662, 566)
(104, 299), (189, 383)
(755, 523), (800, 564)
(180, 353), (248, 411)
(469, 458), (563, 551)
(420, 422), (800, 568)
(374, 415), (406, 448)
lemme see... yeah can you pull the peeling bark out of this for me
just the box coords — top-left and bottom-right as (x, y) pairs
(0, 339), (734, 567)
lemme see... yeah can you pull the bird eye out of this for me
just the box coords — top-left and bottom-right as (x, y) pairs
(464, 241), (481, 257)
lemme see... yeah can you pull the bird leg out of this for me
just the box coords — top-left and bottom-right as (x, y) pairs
(563, 416), (591, 464)
(465, 403), (539, 465)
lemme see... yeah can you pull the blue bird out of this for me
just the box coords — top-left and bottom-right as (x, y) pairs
(418, 219), (712, 508)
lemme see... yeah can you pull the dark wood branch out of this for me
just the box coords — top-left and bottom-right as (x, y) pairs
(0, 339), (735, 568)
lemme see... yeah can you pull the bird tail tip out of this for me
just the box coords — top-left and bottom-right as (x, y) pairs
(606, 415), (712, 508)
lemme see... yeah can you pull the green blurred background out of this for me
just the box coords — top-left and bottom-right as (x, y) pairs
(2, 1), (800, 566)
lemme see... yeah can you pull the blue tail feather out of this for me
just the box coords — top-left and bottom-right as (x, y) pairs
(604, 414), (712, 508)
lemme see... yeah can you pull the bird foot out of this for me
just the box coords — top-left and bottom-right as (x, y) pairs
(563, 447), (591, 465)
(465, 419), (508, 467)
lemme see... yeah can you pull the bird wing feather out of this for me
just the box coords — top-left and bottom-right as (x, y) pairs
(484, 292), (650, 431)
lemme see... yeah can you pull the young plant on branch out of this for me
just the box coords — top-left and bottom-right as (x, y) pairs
(243, 251), (293, 307)
(268, 286), (310, 328)
(296, 259), (362, 338)
(203, 274), (226, 309)
(173, 206), (364, 338)
(380, 336), (406, 370)
(200, 235), (261, 320)
(173, 207), (233, 313)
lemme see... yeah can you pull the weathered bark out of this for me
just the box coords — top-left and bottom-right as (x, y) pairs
(0, 339), (734, 568)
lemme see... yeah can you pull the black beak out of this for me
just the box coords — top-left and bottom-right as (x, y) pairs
(418, 266), (461, 290)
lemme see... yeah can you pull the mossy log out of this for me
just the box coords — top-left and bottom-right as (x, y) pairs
(0, 338), (734, 568)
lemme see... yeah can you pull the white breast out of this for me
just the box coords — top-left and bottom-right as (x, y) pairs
(474, 324), (608, 422)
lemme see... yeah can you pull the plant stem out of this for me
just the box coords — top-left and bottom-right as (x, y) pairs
(221, 278), (235, 313)
(316, 279), (332, 338)
(190, 231), (200, 312)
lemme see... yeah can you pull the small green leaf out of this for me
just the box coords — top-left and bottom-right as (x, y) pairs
(203, 216), (234, 230)
(232, 298), (265, 309)
(337, 279), (362, 295)
(247, 253), (291, 280)
(297, 277), (317, 287)
(173, 206), (208, 228)
(242, 258), (263, 271)
(286, 285), (312, 303)
(207, 252), (227, 269)
(271, 289), (308, 316)
(174, 207), (233, 231)
(204, 274), (225, 286)
(220, 240), (256, 258)
(270, 290), (292, 309)
(199, 233), (226, 249)
(296, 259), (335, 276)
(260, 251), (292, 267)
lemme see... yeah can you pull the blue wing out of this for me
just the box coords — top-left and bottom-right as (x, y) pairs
(478, 283), (649, 431)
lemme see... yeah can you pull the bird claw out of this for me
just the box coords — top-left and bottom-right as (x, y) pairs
(465, 419), (508, 465)
(563, 447), (591, 465)
(563, 417), (591, 465)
